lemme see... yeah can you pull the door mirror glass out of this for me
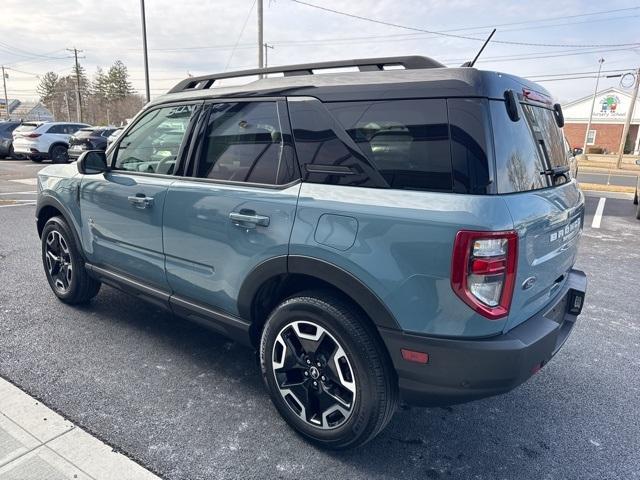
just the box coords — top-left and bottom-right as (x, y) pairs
(77, 150), (109, 174)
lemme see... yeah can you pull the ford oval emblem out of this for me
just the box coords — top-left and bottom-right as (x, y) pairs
(522, 276), (537, 290)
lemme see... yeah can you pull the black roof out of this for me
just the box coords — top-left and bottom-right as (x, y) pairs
(150, 56), (554, 107)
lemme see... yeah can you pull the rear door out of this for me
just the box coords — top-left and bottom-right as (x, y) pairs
(490, 98), (585, 331)
(162, 99), (300, 316)
(79, 102), (202, 289)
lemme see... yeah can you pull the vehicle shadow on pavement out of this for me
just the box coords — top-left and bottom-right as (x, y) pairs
(71, 286), (587, 479)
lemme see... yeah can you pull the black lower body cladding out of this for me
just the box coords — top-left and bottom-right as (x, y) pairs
(380, 269), (587, 407)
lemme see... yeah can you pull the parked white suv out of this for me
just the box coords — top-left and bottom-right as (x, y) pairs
(13, 122), (90, 163)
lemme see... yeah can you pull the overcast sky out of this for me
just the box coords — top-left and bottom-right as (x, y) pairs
(2, 0), (639, 104)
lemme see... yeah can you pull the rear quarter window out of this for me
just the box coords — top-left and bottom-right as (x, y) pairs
(326, 99), (453, 192)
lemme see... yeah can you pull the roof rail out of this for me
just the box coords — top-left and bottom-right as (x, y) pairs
(168, 56), (444, 94)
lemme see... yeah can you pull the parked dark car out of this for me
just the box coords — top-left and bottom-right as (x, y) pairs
(67, 127), (117, 160)
(0, 121), (22, 158)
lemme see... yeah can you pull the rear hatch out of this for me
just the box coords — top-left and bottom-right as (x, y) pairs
(13, 122), (39, 139)
(69, 128), (96, 150)
(490, 95), (584, 332)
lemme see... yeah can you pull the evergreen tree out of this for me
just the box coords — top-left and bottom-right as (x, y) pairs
(92, 67), (109, 98)
(36, 72), (59, 105)
(106, 60), (134, 100)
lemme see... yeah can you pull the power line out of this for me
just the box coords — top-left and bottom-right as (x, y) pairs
(0, 41), (67, 60)
(225, 0), (257, 72)
(136, 8), (640, 53)
(290, 0), (640, 49)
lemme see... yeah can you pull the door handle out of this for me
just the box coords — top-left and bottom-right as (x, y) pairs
(127, 194), (154, 209)
(229, 210), (270, 228)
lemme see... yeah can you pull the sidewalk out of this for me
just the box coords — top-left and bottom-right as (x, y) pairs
(0, 377), (161, 480)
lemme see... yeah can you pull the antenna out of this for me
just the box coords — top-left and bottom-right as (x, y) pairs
(462, 29), (496, 68)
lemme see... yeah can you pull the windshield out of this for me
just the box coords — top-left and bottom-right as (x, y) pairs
(491, 101), (569, 193)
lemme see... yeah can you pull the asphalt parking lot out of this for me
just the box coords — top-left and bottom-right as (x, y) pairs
(0, 159), (639, 480)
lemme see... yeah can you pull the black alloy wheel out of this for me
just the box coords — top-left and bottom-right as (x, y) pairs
(44, 229), (73, 294)
(271, 320), (357, 430)
(41, 217), (101, 304)
(261, 292), (398, 449)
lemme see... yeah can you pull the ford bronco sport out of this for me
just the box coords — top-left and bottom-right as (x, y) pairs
(36, 56), (587, 449)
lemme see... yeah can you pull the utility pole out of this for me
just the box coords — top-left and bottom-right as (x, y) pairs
(67, 47), (83, 123)
(257, 0), (264, 77)
(616, 67), (640, 168)
(140, 0), (151, 103)
(1, 66), (9, 120)
(64, 91), (71, 122)
(264, 43), (274, 69)
(583, 58), (605, 153)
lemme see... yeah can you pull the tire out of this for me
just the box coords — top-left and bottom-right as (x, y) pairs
(30, 157), (43, 163)
(50, 144), (68, 164)
(636, 203), (640, 220)
(41, 216), (101, 304)
(634, 189), (638, 205)
(260, 291), (398, 449)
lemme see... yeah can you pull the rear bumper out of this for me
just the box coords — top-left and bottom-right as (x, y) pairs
(381, 269), (587, 406)
(67, 149), (86, 159)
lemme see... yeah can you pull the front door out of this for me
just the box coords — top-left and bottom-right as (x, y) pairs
(79, 103), (201, 289)
(163, 99), (300, 316)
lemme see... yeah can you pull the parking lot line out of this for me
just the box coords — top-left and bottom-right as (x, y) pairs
(591, 197), (606, 229)
(0, 202), (37, 208)
(8, 178), (37, 186)
(0, 191), (37, 195)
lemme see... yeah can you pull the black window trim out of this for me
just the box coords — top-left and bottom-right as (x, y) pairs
(108, 99), (205, 177)
(184, 96), (302, 190)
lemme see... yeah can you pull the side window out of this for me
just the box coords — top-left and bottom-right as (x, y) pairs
(288, 98), (385, 188)
(326, 99), (453, 192)
(447, 98), (492, 194)
(195, 101), (298, 185)
(113, 105), (195, 174)
(47, 125), (63, 134)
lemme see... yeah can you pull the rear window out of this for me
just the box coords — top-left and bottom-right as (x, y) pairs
(75, 129), (96, 138)
(14, 123), (39, 133)
(491, 101), (568, 193)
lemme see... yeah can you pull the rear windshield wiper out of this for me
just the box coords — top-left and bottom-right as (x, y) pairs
(541, 165), (570, 184)
(540, 165), (569, 177)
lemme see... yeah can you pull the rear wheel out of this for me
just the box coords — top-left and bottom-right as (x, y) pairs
(260, 291), (397, 449)
(50, 144), (68, 164)
(41, 217), (101, 304)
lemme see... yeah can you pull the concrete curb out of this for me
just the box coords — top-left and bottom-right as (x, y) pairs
(0, 378), (162, 480)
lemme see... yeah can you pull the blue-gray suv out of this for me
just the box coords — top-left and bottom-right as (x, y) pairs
(36, 56), (587, 449)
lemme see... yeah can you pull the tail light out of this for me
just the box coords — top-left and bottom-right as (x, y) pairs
(24, 133), (41, 138)
(451, 230), (518, 320)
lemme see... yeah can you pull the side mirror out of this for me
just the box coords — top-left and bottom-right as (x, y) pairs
(77, 150), (109, 174)
(636, 159), (640, 166)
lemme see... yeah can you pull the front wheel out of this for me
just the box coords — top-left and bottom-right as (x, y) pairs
(260, 292), (397, 449)
(41, 216), (101, 304)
